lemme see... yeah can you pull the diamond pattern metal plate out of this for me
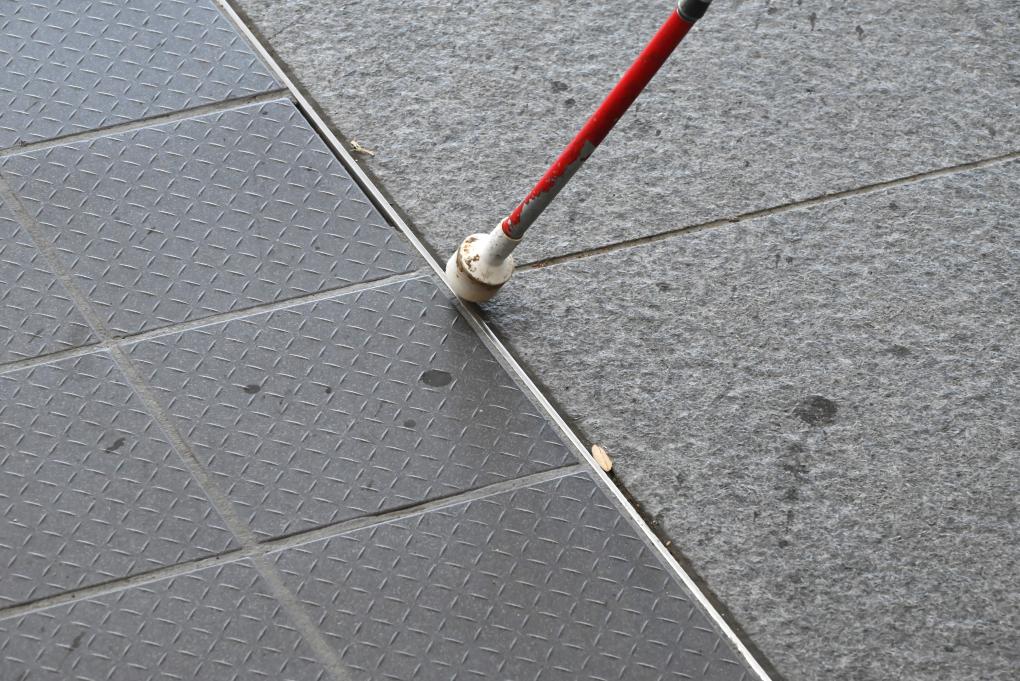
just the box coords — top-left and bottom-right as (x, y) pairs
(271, 472), (753, 681)
(0, 98), (417, 336)
(0, 352), (237, 608)
(0, 559), (329, 681)
(0, 0), (280, 149)
(0, 193), (95, 364)
(125, 277), (575, 539)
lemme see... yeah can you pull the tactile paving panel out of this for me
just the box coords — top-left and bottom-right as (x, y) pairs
(126, 277), (576, 539)
(0, 193), (95, 364)
(0, 0), (280, 149)
(0, 352), (237, 608)
(271, 472), (753, 681)
(1, 98), (418, 336)
(0, 559), (328, 681)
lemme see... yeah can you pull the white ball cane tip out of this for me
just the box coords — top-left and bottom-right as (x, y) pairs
(444, 252), (502, 303)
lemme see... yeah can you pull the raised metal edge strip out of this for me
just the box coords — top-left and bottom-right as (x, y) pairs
(209, 3), (774, 679)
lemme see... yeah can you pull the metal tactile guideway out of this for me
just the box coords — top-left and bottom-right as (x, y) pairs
(0, 1), (769, 679)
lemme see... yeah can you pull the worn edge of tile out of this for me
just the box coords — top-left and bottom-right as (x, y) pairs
(210, 2), (774, 679)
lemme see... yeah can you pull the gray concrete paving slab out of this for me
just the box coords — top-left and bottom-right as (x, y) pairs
(0, 560), (330, 681)
(0, 194), (96, 363)
(0, 0), (281, 149)
(484, 160), (1020, 680)
(0, 98), (418, 336)
(0, 352), (237, 609)
(125, 276), (576, 540)
(237, 0), (1020, 263)
(271, 471), (754, 681)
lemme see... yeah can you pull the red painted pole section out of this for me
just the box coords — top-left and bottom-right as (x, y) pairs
(501, 8), (697, 239)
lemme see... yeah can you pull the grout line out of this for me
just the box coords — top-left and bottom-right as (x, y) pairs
(0, 458), (579, 620)
(260, 465), (585, 553)
(0, 549), (251, 623)
(0, 178), (115, 340)
(109, 344), (260, 546)
(0, 90), (289, 158)
(250, 556), (354, 681)
(117, 268), (429, 344)
(0, 343), (103, 376)
(0, 269), (429, 375)
(518, 148), (1020, 270)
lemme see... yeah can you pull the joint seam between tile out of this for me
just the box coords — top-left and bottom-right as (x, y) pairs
(260, 465), (586, 553)
(0, 342), (104, 377)
(518, 148), (1020, 270)
(250, 556), (355, 681)
(110, 342), (354, 681)
(0, 549), (251, 623)
(0, 465), (582, 622)
(0, 90), (291, 158)
(0, 268), (429, 376)
(117, 268), (430, 344)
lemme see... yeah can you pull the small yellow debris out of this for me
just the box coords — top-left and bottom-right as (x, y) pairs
(350, 139), (376, 156)
(591, 444), (613, 472)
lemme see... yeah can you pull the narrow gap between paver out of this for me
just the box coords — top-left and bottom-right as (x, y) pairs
(518, 148), (1020, 270)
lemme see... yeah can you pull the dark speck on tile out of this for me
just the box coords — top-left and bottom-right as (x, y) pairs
(420, 369), (453, 388)
(104, 437), (126, 453)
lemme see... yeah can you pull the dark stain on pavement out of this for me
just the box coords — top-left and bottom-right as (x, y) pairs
(420, 370), (453, 388)
(794, 395), (838, 425)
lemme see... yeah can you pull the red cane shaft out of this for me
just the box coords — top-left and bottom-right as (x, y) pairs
(501, 7), (697, 239)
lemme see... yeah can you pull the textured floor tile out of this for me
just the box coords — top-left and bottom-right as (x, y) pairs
(0, 193), (95, 364)
(126, 277), (575, 540)
(1, 98), (417, 336)
(0, 352), (237, 608)
(485, 162), (1020, 681)
(272, 472), (752, 681)
(239, 0), (1020, 262)
(0, 0), (280, 149)
(0, 559), (328, 681)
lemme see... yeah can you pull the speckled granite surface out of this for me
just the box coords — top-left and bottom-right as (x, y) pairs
(486, 163), (1020, 680)
(239, 0), (1019, 263)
